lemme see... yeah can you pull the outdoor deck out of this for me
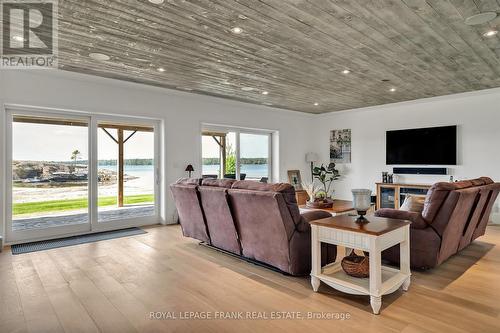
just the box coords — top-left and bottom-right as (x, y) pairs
(12, 205), (155, 231)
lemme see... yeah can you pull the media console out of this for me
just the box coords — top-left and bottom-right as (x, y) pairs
(376, 182), (432, 210)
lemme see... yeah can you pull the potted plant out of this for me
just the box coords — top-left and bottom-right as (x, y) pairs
(306, 163), (341, 208)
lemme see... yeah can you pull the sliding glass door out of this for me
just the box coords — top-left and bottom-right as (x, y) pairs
(7, 111), (92, 241)
(202, 128), (272, 181)
(97, 121), (157, 226)
(6, 108), (160, 243)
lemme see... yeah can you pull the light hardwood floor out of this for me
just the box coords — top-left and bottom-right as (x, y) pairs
(1, 224), (500, 333)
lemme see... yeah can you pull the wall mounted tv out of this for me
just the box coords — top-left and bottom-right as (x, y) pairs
(386, 125), (457, 165)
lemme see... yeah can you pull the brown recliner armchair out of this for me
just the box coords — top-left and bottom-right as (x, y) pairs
(375, 177), (500, 269)
(170, 178), (336, 276)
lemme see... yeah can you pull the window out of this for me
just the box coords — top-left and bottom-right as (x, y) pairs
(202, 127), (273, 182)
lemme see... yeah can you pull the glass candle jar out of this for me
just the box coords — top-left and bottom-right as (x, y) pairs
(351, 189), (372, 218)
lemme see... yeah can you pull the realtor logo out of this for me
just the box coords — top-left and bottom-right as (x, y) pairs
(1, 0), (58, 68)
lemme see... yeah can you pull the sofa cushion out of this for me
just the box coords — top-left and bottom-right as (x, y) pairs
(423, 177), (494, 222)
(170, 183), (209, 243)
(231, 180), (292, 192)
(201, 178), (236, 188)
(176, 178), (202, 186)
(199, 186), (241, 254)
(232, 181), (302, 224)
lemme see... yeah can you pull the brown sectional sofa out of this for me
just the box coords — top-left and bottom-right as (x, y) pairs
(170, 178), (336, 276)
(376, 177), (500, 269)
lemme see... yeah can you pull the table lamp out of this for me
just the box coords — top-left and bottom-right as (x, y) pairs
(185, 164), (194, 178)
(305, 152), (319, 181)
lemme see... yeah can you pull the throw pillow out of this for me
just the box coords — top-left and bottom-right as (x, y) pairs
(400, 195), (425, 213)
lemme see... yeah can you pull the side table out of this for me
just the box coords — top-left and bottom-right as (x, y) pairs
(310, 215), (411, 314)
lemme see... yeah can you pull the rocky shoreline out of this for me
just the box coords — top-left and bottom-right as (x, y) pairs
(13, 161), (137, 187)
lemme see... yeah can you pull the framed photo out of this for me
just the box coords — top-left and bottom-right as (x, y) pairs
(287, 170), (303, 190)
(330, 129), (351, 163)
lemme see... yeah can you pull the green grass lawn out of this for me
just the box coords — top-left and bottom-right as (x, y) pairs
(13, 194), (154, 216)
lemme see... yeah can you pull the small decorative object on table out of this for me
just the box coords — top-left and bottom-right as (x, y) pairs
(387, 174), (394, 183)
(382, 172), (388, 183)
(185, 164), (194, 177)
(302, 181), (318, 204)
(341, 250), (369, 278)
(306, 163), (341, 208)
(352, 189), (372, 221)
(287, 170), (303, 190)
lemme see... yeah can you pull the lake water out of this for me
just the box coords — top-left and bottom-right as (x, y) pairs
(99, 165), (155, 189)
(100, 164), (269, 182)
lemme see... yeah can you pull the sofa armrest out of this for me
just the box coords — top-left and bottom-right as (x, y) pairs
(301, 210), (332, 223)
(296, 211), (332, 232)
(375, 209), (428, 229)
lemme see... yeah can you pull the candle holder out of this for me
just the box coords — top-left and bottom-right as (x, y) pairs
(352, 189), (372, 221)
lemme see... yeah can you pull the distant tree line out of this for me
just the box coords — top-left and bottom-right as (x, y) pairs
(98, 159), (154, 166)
(203, 158), (267, 165)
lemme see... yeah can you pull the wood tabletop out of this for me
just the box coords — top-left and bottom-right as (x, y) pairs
(309, 215), (411, 236)
(299, 200), (353, 213)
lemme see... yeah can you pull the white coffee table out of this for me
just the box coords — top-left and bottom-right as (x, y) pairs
(310, 215), (411, 314)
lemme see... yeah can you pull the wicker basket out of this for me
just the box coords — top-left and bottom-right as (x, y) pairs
(341, 250), (369, 278)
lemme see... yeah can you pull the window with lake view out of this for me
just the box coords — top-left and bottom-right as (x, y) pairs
(202, 129), (271, 181)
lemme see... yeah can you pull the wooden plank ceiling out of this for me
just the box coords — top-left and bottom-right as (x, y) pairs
(57, 0), (500, 114)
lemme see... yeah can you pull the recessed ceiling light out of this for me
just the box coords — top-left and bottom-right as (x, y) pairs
(464, 12), (497, 25)
(314, 102), (319, 106)
(342, 69), (350, 74)
(231, 27), (243, 34)
(148, 0), (164, 4)
(262, 91), (269, 95)
(157, 67), (165, 72)
(241, 87), (254, 91)
(483, 30), (498, 37)
(89, 53), (110, 61)
(390, 88), (397, 92)
(12, 35), (24, 42)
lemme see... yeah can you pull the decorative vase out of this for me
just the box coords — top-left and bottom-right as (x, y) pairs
(351, 189), (372, 220)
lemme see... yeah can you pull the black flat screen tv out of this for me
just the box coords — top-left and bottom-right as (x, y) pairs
(386, 125), (457, 165)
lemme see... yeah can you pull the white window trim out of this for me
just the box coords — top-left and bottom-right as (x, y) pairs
(201, 123), (277, 182)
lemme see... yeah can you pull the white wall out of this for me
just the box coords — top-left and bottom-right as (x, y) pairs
(2, 69), (500, 242)
(312, 87), (500, 223)
(0, 69), (316, 238)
